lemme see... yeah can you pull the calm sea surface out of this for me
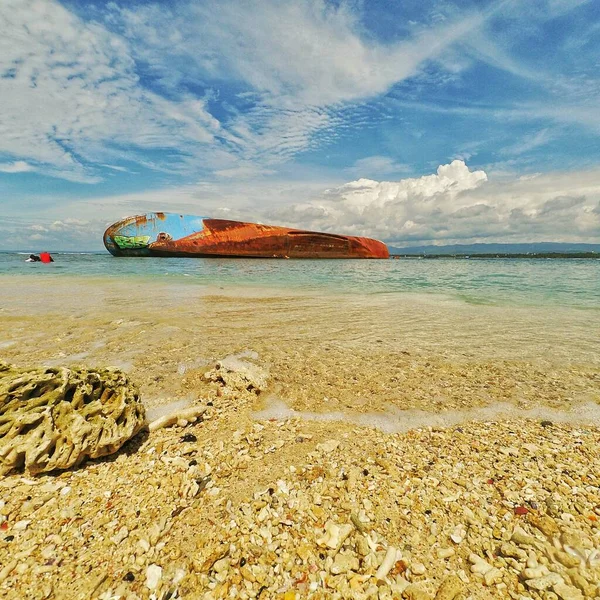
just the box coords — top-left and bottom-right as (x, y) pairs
(1, 252), (598, 309)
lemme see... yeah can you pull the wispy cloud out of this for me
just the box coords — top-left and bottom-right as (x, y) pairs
(0, 161), (34, 173)
(499, 129), (554, 156)
(0, 0), (220, 182)
(0, 0), (496, 183)
(114, 0), (486, 105)
(346, 156), (411, 178)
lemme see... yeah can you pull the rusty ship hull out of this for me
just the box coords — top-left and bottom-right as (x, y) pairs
(104, 213), (389, 259)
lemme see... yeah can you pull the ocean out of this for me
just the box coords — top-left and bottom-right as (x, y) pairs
(1, 251), (598, 309)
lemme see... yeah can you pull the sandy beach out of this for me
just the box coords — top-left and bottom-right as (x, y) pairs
(1, 276), (599, 599)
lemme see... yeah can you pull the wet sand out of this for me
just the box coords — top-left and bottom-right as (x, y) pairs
(0, 275), (599, 599)
(1, 276), (598, 415)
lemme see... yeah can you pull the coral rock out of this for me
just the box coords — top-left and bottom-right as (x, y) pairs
(0, 362), (145, 475)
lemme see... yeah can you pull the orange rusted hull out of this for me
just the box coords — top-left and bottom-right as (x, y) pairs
(104, 213), (389, 259)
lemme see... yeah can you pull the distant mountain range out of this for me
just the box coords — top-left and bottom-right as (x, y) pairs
(387, 242), (600, 255)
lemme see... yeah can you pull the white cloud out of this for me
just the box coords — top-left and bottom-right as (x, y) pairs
(109, 0), (490, 168)
(100, 164), (131, 173)
(214, 165), (276, 179)
(0, 161), (34, 173)
(0, 0), (219, 182)
(263, 160), (600, 244)
(2, 160), (599, 249)
(0, 0), (494, 183)
(116, 0), (485, 106)
(499, 129), (554, 157)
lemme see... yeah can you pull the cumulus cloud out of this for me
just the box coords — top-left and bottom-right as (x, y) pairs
(2, 160), (599, 249)
(262, 160), (600, 244)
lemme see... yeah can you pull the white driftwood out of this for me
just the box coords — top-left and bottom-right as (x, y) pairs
(375, 546), (399, 581)
(148, 405), (207, 432)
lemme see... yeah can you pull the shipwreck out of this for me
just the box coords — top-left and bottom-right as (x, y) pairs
(103, 213), (389, 259)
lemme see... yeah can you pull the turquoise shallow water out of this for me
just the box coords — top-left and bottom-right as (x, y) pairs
(1, 252), (598, 309)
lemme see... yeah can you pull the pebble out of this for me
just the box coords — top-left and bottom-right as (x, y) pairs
(434, 574), (463, 600)
(525, 572), (564, 590)
(330, 553), (359, 575)
(145, 564), (162, 590)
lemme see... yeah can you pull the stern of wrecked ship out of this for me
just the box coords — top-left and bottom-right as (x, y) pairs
(103, 212), (208, 257)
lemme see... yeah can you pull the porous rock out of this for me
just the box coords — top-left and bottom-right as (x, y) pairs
(0, 362), (145, 475)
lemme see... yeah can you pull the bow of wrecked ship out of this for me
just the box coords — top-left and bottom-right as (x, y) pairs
(103, 213), (389, 259)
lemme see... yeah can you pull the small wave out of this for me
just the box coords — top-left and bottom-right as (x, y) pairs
(253, 397), (600, 434)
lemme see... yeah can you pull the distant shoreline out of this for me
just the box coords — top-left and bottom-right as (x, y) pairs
(390, 252), (600, 259)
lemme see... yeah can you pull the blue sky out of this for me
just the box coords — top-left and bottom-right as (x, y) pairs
(1, 0), (599, 249)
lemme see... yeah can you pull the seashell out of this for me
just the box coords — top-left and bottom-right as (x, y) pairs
(553, 582), (584, 600)
(437, 547), (455, 559)
(149, 405), (206, 431)
(512, 526), (543, 548)
(521, 565), (549, 579)
(449, 524), (466, 544)
(469, 553), (493, 575)
(330, 553), (359, 575)
(499, 542), (527, 560)
(587, 548), (600, 569)
(110, 526), (129, 545)
(0, 561), (18, 585)
(526, 551), (538, 568)
(316, 440), (340, 453)
(317, 521), (351, 550)
(554, 549), (582, 568)
(355, 535), (370, 556)
(529, 514), (559, 537)
(240, 565), (256, 583)
(213, 557), (230, 573)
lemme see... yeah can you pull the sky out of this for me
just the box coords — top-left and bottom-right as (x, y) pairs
(1, 0), (599, 250)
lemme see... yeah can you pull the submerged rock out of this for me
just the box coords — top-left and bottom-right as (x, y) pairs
(0, 362), (145, 475)
(204, 351), (268, 395)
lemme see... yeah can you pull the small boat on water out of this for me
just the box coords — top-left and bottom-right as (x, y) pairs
(103, 213), (389, 259)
